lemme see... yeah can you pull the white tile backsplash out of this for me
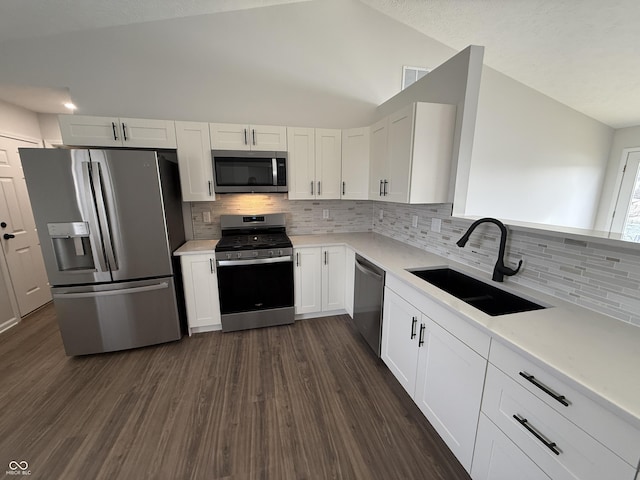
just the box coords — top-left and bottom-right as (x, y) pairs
(189, 196), (640, 327)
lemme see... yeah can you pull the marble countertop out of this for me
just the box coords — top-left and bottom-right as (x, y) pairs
(175, 234), (640, 427)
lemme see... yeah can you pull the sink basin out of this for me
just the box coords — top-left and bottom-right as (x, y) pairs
(409, 268), (545, 316)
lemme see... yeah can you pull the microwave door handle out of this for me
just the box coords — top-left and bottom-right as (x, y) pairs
(81, 162), (109, 273)
(90, 161), (118, 272)
(272, 158), (278, 186)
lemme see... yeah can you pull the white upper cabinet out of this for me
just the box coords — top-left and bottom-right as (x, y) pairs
(314, 129), (342, 200)
(58, 115), (176, 148)
(341, 127), (370, 200)
(368, 117), (388, 199)
(209, 123), (287, 151)
(175, 121), (215, 202)
(287, 127), (315, 200)
(369, 102), (456, 204)
(287, 128), (342, 200)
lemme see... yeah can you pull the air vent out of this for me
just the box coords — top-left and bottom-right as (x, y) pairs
(402, 66), (430, 90)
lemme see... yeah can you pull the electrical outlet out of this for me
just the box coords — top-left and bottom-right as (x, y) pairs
(203, 211), (211, 223)
(323, 209), (329, 219)
(431, 218), (441, 233)
(379, 209), (384, 220)
(412, 215), (418, 228)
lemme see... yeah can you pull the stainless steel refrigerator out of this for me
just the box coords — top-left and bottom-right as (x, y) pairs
(20, 148), (185, 356)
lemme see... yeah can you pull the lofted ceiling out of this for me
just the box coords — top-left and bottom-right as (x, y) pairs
(0, 0), (638, 128)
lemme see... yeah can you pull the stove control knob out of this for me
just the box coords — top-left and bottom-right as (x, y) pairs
(268, 250), (274, 257)
(226, 253), (232, 260)
(236, 252), (242, 259)
(253, 251), (259, 257)
(279, 249), (283, 256)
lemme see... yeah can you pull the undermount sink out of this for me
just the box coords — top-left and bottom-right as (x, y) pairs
(409, 268), (546, 316)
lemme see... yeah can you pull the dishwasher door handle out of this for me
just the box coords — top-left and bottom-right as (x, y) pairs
(355, 258), (383, 279)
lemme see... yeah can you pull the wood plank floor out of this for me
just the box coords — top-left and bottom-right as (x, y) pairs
(0, 304), (470, 480)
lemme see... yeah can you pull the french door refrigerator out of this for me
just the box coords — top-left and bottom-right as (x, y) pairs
(20, 148), (185, 356)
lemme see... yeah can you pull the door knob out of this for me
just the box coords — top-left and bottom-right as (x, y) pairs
(3, 233), (15, 240)
(0, 222), (6, 228)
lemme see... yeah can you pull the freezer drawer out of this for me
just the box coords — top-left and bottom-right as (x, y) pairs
(52, 277), (182, 356)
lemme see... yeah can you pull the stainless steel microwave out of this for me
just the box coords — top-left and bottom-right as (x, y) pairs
(212, 150), (288, 193)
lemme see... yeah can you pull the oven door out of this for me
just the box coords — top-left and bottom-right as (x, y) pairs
(216, 256), (294, 331)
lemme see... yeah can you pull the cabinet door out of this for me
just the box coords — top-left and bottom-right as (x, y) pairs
(180, 254), (221, 333)
(58, 114), (122, 147)
(341, 127), (370, 200)
(381, 287), (421, 396)
(321, 245), (345, 311)
(414, 317), (487, 472)
(210, 123), (251, 151)
(175, 121), (215, 202)
(409, 103), (456, 204)
(369, 118), (388, 199)
(287, 127), (316, 200)
(315, 129), (342, 199)
(472, 414), (551, 480)
(119, 118), (176, 148)
(294, 247), (322, 315)
(344, 247), (355, 317)
(249, 125), (288, 151)
(385, 104), (414, 203)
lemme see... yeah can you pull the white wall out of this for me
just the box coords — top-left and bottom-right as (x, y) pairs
(37, 113), (62, 146)
(0, 99), (42, 140)
(0, 0), (456, 128)
(459, 66), (613, 230)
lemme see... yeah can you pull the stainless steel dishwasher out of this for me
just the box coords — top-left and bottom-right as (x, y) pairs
(353, 254), (385, 357)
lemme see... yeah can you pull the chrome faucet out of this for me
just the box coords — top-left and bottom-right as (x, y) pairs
(456, 218), (522, 282)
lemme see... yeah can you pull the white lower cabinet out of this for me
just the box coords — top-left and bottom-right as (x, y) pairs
(381, 278), (489, 473)
(344, 247), (355, 317)
(180, 254), (221, 335)
(472, 413), (551, 480)
(474, 341), (640, 480)
(294, 245), (345, 316)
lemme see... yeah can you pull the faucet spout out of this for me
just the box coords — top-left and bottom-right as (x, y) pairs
(456, 218), (522, 282)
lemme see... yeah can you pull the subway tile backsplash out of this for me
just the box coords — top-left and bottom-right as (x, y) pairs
(372, 202), (640, 327)
(189, 197), (640, 327)
(190, 194), (373, 238)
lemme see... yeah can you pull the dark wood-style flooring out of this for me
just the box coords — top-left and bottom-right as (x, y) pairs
(0, 304), (470, 480)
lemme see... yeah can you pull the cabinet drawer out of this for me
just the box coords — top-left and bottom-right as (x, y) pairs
(472, 413), (550, 480)
(490, 340), (640, 468)
(483, 365), (636, 480)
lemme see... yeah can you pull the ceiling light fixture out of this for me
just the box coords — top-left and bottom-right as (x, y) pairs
(63, 102), (77, 110)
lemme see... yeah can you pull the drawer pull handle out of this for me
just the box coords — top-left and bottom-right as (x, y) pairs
(519, 372), (569, 407)
(410, 316), (417, 339)
(418, 324), (425, 347)
(513, 414), (560, 455)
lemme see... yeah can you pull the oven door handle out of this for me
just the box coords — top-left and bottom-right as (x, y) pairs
(216, 256), (293, 267)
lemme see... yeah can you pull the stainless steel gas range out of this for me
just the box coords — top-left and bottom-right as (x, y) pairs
(215, 213), (294, 332)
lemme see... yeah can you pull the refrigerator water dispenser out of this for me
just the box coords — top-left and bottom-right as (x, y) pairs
(48, 222), (95, 272)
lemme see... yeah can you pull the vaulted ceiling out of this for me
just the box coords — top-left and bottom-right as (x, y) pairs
(1, 0), (638, 128)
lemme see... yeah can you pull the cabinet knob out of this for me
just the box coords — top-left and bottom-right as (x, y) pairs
(0, 222), (6, 228)
(3, 233), (15, 240)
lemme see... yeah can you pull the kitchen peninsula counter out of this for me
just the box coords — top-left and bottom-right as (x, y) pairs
(290, 232), (640, 429)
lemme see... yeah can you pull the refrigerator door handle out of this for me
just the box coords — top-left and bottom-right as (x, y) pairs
(81, 162), (109, 273)
(90, 162), (119, 272)
(53, 281), (169, 299)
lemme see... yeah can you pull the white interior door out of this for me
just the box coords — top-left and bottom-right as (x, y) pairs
(611, 151), (640, 241)
(0, 136), (51, 316)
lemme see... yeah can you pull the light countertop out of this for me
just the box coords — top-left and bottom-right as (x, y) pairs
(175, 233), (640, 427)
